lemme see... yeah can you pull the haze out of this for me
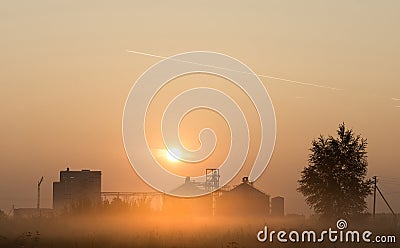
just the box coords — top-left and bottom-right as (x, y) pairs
(0, 0), (399, 215)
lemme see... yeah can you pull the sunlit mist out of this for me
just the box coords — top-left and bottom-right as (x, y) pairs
(166, 148), (181, 163)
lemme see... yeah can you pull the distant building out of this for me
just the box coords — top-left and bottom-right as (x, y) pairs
(13, 208), (53, 218)
(163, 177), (212, 216)
(170, 176), (206, 196)
(53, 168), (101, 211)
(216, 177), (270, 217)
(271, 196), (284, 216)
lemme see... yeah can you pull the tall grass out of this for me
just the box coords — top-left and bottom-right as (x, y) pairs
(0, 213), (398, 248)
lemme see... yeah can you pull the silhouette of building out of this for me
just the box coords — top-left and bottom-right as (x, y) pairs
(163, 176), (212, 216)
(13, 208), (53, 218)
(170, 176), (206, 196)
(216, 177), (270, 217)
(53, 168), (101, 211)
(271, 196), (284, 216)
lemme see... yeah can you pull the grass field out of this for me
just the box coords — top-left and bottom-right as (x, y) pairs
(0, 214), (398, 248)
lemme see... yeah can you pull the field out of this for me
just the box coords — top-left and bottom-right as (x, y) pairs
(0, 214), (398, 248)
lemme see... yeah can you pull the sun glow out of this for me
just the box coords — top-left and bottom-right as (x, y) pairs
(166, 148), (181, 162)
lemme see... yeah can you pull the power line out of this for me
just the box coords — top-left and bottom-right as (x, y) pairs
(378, 181), (400, 186)
(386, 191), (400, 195)
(379, 176), (400, 180)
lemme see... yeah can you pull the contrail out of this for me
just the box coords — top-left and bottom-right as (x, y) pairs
(126, 50), (343, 91)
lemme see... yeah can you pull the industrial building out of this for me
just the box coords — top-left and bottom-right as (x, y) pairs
(271, 196), (285, 216)
(49, 167), (283, 217)
(216, 177), (270, 217)
(164, 175), (282, 217)
(163, 177), (213, 216)
(53, 168), (101, 211)
(13, 208), (53, 218)
(11, 167), (284, 218)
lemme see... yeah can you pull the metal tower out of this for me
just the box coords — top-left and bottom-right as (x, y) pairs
(205, 169), (220, 216)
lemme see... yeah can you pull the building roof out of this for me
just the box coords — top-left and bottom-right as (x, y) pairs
(225, 178), (270, 198)
(170, 177), (206, 196)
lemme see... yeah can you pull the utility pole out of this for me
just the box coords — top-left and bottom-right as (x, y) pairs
(37, 176), (44, 209)
(373, 176), (377, 219)
(372, 176), (397, 224)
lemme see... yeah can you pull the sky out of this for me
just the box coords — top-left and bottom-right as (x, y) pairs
(0, 0), (399, 215)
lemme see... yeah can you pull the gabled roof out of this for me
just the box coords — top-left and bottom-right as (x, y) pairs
(223, 182), (270, 198)
(170, 180), (206, 196)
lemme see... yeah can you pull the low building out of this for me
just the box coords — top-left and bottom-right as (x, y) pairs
(216, 177), (270, 217)
(13, 208), (54, 218)
(53, 168), (101, 211)
(271, 196), (284, 216)
(163, 177), (212, 216)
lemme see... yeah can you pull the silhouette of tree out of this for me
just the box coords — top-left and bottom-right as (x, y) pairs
(298, 123), (372, 219)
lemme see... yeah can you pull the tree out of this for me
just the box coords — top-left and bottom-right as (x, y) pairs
(297, 123), (372, 219)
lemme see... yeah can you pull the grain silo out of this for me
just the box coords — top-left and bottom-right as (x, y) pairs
(216, 177), (270, 217)
(271, 196), (284, 216)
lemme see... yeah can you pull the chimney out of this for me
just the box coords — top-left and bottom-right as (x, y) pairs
(185, 176), (191, 184)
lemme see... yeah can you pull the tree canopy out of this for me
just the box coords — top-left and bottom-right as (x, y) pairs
(297, 123), (372, 219)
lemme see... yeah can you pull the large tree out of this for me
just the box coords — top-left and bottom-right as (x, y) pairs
(297, 123), (372, 219)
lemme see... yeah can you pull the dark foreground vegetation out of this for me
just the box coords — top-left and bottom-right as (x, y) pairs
(0, 213), (398, 248)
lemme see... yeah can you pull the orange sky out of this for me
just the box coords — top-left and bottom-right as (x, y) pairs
(0, 1), (399, 215)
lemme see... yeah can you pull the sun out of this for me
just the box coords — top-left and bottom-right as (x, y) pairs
(166, 148), (181, 162)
